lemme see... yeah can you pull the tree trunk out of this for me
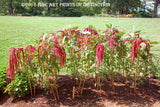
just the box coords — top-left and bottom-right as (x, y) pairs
(152, 0), (158, 18)
(125, 7), (128, 15)
(119, 10), (122, 15)
(8, 0), (13, 15)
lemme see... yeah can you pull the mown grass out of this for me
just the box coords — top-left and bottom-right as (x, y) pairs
(0, 16), (160, 68)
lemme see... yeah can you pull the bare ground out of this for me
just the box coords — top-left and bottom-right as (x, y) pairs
(0, 75), (160, 107)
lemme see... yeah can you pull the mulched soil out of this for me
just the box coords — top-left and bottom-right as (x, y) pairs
(0, 74), (160, 107)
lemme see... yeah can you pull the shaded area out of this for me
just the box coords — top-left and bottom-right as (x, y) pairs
(0, 75), (160, 107)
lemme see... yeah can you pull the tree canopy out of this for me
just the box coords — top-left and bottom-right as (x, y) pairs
(0, 0), (157, 17)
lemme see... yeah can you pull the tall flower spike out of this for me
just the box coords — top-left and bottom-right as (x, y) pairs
(6, 47), (17, 81)
(131, 37), (150, 73)
(53, 46), (66, 68)
(25, 45), (36, 69)
(96, 44), (104, 68)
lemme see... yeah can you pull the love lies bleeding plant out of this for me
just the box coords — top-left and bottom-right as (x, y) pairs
(130, 37), (151, 94)
(4, 24), (159, 99)
(96, 44), (104, 95)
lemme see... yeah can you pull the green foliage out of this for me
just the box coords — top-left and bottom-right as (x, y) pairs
(0, 67), (7, 91)
(5, 71), (36, 97)
(0, 13), (5, 16)
(0, 0), (145, 16)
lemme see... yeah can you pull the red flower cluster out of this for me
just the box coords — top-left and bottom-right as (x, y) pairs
(96, 44), (104, 68)
(84, 27), (98, 35)
(53, 46), (66, 68)
(6, 47), (25, 82)
(131, 37), (150, 72)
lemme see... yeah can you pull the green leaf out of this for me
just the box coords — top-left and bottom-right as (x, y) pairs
(150, 41), (159, 44)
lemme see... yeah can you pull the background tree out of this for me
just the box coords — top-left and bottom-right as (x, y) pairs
(152, 0), (160, 17)
(106, 0), (141, 15)
(0, 0), (158, 17)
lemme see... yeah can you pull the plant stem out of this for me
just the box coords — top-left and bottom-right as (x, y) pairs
(34, 84), (36, 96)
(50, 55), (59, 99)
(81, 80), (85, 95)
(45, 62), (57, 100)
(26, 70), (33, 97)
(78, 79), (82, 91)
(55, 83), (59, 100)
(72, 86), (75, 100)
(135, 52), (139, 94)
(111, 68), (115, 91)
(97, 66), (101, 96)
(111, 56), (115, 91)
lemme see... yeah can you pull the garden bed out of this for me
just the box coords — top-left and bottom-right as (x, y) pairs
(1, 24), (160, 107)
(1, 75), (160, 107)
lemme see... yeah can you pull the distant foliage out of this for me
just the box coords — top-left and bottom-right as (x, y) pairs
(0, 0), (150, 17)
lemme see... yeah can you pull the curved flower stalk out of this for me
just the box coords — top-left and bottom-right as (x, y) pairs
(38, 46), (48, 71)
(17, 47), (25, 68)
(25, 45), (36, 97)
(6, 47), (17, 82)
(53, 46), (66, 68)
(6, 47), (26, 83)
(131, 37), (150, 72)
(131, 37), (150, 94)
(25, 45), (36, 69)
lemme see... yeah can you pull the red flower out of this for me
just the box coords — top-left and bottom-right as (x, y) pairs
(6, 47), (25, 82)
(7, 47), (17, 80)
(112, 29), (119, 35)
(25, 45), (36, 69)
(53, 46), (66, 68)
(84, 27), (98, 35)
(131, 37), (150, 72)
(107, 37), (118, 53)
(96, 44), (104, 67)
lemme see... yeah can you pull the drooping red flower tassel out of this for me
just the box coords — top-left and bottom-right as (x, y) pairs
(96, 44), (104, 67)
(131, 37), (150, 73)
(53, 46), (66, 68)
(6, 47), (17, 81)
(25, 45), (36, 69)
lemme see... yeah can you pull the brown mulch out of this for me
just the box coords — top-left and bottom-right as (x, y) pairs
(0, 75), (160, 107)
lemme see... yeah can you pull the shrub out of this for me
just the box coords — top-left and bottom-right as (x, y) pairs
(51, 14), (60, 17)
(5, 71), (36, 97)
(0, 67), (7, 92)
(0, 13), (5, 16)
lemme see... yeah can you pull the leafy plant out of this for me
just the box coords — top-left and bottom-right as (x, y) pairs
(0, 67), (7, 92)
(4, 24), (159, 99)
(5, 71), (36, 97)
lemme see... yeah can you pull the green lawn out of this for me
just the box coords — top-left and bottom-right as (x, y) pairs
(0, 16), (160, 68)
